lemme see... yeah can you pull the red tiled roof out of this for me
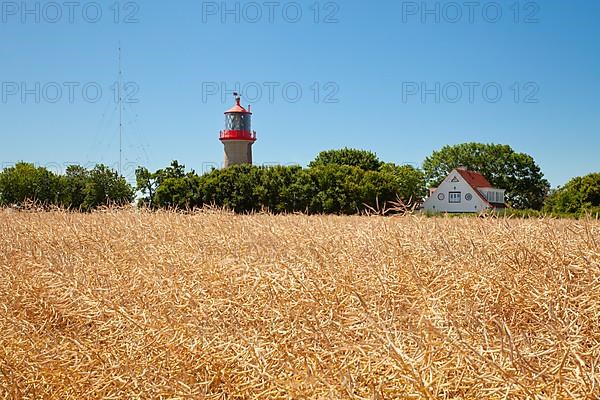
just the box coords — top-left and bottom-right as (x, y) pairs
(456, 169), (492, 189)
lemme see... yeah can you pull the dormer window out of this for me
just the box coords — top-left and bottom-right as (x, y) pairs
(482, 190), (505, 204)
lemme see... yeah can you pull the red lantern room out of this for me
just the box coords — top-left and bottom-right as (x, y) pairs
(219, 93), (257, 167)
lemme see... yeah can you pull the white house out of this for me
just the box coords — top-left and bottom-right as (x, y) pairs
(422, 167), (506, 213)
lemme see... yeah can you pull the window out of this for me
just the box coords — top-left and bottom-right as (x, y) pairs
(449, 192), (461, 203)
(225, 114), (251, 131)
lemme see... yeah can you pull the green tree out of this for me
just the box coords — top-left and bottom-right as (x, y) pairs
(59, 165), (89, 209)
(82, 165), (134, 210)
(307, 165), (366, 214)
(379, 163), (427, 203)
(136, 161), (190, 208)
(423, 143), (549, 210)
(309, 148), (383, 171)
(0, 162), (61, 206)
(154, 175), (202, 209)
(135, 167), (157, 208)
(199, 165), (262, 212)
(306, 165), (417, 215)
(544, 173), (600, 214)
(284, 168), (318, 213)
(157, 160), (187, 181)
(256, 165), (303, 213)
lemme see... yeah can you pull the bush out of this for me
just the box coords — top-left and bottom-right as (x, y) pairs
(544, 173), (600, 215)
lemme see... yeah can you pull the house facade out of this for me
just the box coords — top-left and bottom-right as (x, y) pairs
(422, 167), (506, 213)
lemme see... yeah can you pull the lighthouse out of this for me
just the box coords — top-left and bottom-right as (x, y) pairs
(219, 93), (257, 168)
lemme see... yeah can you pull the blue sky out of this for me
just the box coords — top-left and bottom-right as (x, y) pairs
(1, 0), (599, 187)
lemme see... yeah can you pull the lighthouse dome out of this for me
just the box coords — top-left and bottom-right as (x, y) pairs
(225, 96), (252, 114)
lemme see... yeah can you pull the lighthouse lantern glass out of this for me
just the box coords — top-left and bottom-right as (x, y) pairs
(225, 113), (251, 131)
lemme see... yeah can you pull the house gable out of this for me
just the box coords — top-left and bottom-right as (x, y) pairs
(423, 169), (492, 213)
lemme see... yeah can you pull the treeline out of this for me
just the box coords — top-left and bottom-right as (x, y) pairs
(0, 150), (426, 214)
(0, 163), (133, 210)
(135, 153), (426, 214)
(1, 145), (599, 216)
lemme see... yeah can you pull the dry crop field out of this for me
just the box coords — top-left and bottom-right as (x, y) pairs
(1, 210), (599, 399)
